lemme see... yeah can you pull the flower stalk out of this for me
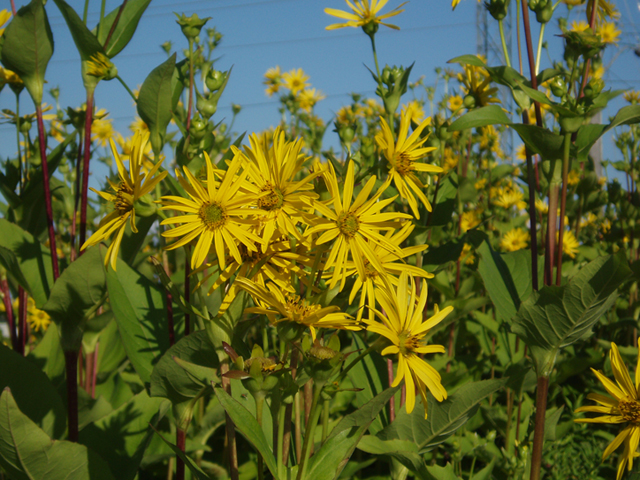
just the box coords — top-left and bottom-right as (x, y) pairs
(79, 90), (95, 251)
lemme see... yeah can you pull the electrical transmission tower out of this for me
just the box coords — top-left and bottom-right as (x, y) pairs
(476, 2), (515, 161)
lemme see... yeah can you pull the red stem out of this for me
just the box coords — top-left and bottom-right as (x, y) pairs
(1, 279), (18, 351)
(10, 0), (16, 15)
(70, 134), (84, 262)
(530, 376), (550, 480)
(64, 350), (79, 442)
(35, 105), (60, 279)
(520, 0), (543, 127)
(79, 92), (94, 251)
(176, 428), (186, 480)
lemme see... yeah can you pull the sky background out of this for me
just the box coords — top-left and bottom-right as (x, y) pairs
(2, 0), (640, 189)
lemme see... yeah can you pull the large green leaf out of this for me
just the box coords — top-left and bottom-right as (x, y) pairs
(0, 0), (54, 104)
(305, 387), (398, 480)
(378, 379), (506, 452)
(106, 260), (170, 385)
(476, 240), (540, 323)
(137, 53), (176, 155)
(510, 123), (564, 160)
(214, 387), (279, 480)
(357, 436), (430, 480)
(51, 0), (102, 61)
(96, 0), (152, 58)
(449, 105), (511, 131)
(43, 246), (107, 352)
(27, 322), (65, 387)
(0, 388), (115, 480)
(150, 330), (218, 429)
(575, 105), (640, 162)
(428, 172), (457, 227)
(512, 252), (631, 376)
(0, 345), (66, 439)
(79, 391), (169, 480)
(0, 219), (53, 308)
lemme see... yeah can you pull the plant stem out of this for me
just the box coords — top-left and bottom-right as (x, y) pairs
(10, 0), (16, 15)
(498, 20), (511, 67)
(277, 402), (287, 477)
(176, 428), (186, 480)
(79, 90), (95, 252)
(116, 75), (137, 103)
(522, 110), (539, 291)
(221, 362), (239, 480)
(529, 376), (549, 480)
(15, 93), (23, 193)
(545, 185), (559, 285)
(17, 287), (26, 356)
(256, 395), (265, 480)
(282, 350), (298, 466)
(296, 383), (323, 480)
(186, 38), (195, 132)
(321, 399), (329, 444)
(555, 133), (571, 285)
(520, 0), (543, 127)
(97, 0), (107, 40)
(64, 350), (79, 441)
(82, 0), (90, 24)
(70, 132), (83, 262)
(535, 24), (546, 75)
(0, 280), (17, 351)
(35, 105), (60, 279)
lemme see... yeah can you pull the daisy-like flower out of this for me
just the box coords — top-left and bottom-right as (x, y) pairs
(306, 160), (411, 290)
(623, 91), (640, 105)
(264, 66), (282, 97)
(85, 52), (117, 80)
(298, 88), (325, 113)
(282, 68), (309, 95)
(375, 109), (442, 219)
(82, 131), (167, 270)
(458, 64), (500, 108)
(366, 272), (453, 418)
(598, 21), (621, 44)
(92, 114), (116, 148)
(447, 95), (463, 112)
(500, 228), (529, 252)
(460, 210), (482, 232)
(560, 229), (580, 258)
(233, 128), (321, 249)
(494, 187), (527, 210)
(160, 151), (263, 270)
(325, 0), (407, 32)
(342, 222), (433, 322)
(575, 342), (640, 480)
(235, 277), (360, 341)
(27, 297), (51, 332)
(401, 100), (425, 123)
(571, 20), (590, 33)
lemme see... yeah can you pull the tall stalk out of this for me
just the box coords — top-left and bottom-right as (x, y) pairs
(555, 133), (571, 285)
(79, 91), (95, 251)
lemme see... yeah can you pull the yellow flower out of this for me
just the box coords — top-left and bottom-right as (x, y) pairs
(516, 144), (527, 161)
(264, 66), (282, 97)
(232, 127), (321, 249)
(325, 0), (407, 31)
(602, 218), (612, 234)
(448, 95), (463, 112)
(130, 116), (149, 134)
(575, 342), (640, 480)
(0, 9), (11, 37)
(362, 98), (384, 117)
(85, 52), (117, 80)
(458, 63), (499, 107)
(27, 299), (51, 332)
(535, 197), (549, 215)
(451, 0), (481, 10)
(49, 118), (66, 143)
(235, 277), (359, 341)
(365, 272), (453, 418)
(0, 67), (22, 88)
(442, 147), (458, 174)
(459, 243), (475, 265)
(298, 88), (325, 112)
(160, 151), (263, 270)
(571, 20), (590, 32)
(580, 212), (598, 228)
(375, 109), (442, 218)
(92, 114), (116, 147)
(82, 131), (167, 270)
(624, 91), (640, 105)
(282, 68), (309, 95)
(475, 178), (487, 190)
(568, 169), (581, 186)
(494, 187), (526, 210)
(500, 228), (529, 252)
(306, 160), (411, 290)
(402, 100), (425, 123)
(460, 210), (481, 232)
(560, 230), (580, 258)
(342, 222), (433, 322)
(598, 21), (621, 44)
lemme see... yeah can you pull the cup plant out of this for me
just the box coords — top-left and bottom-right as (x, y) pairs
(0, 0), (639, 479)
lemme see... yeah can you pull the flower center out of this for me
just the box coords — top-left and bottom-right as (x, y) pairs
(394, 152), (414, 176)
(284, 294), (321, 323)
(619, 398), (640, 424)
(115, 182), (134, 214)
(337, 212), (360, 238)
(258, 184), (285, 211)
(199, 202), (227, 230)
(397, 331), (423, 356)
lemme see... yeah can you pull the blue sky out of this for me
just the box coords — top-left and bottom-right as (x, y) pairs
(2, 0), (640, 187)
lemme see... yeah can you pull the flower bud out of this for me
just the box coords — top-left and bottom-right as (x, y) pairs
(188, 113), (209, 141)
(175, 13), (211, 40)
(205, 70), (226, 92)
(549, 76), (567, 98)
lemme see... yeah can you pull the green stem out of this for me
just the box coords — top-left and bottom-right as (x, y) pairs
(321, 399), (329, 444)
(15, 93), (22, 193)
(296, 383), (324, 480)
(97, 0), (106, 40)
(498, 20), (511, 68)
(116, 75), (137, 103)
(535, 24), (545, 75)
(256, 394), (265, 480)
(83, 0), (90, 24)
(277, 403), (286, 478)
(555, 133), (571, 285)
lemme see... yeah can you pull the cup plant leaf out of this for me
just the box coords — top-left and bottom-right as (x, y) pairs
(95, 0), (152, 58)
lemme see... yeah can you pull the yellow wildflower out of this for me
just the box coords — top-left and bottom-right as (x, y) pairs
(282, 68), (309, 95)
(448, 95), (463, 112)
(325, 0), (407, 31)
(500, 228), (529, 252)
(598, 21), (621, 44)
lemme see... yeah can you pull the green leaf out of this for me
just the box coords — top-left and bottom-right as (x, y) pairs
(425, 463), (460, 480)
(510, 124), (564, 160)
(27, 322), (65, 387)
(150, 330), (218, 428)
(43, 246), (107, 352)
(422, 239), (465, 273)
(96, 0), (152, 58)
(150, 425), (212, 480)
(0, 388), (115, 480)
(106, 260), (170, 385)
(477, 240), (539, 323)
(447, 54), (486, 67)
(0, 344), (66, 438)
(0, 0), (54, 104)
(449, 105), (511, 131)
(346, 334), (390, 434)
(428, 172), (457, 227)
(137, 53), (176, 155)
(151, 256), (208, 320)
(305, 387), (399, 480)
(512, 252), (632, 376)
(379, 379), (506, 452)
(471, 460), (495, 480)
(544, 406), (565, 441)
(51, 0), (102, 62)
(79, 391), (169, 480)
(214, 387), (279, 480)
(0, 219), (53, 308)
(576, 105), (640, 161)
(357, 436), (429, 480)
